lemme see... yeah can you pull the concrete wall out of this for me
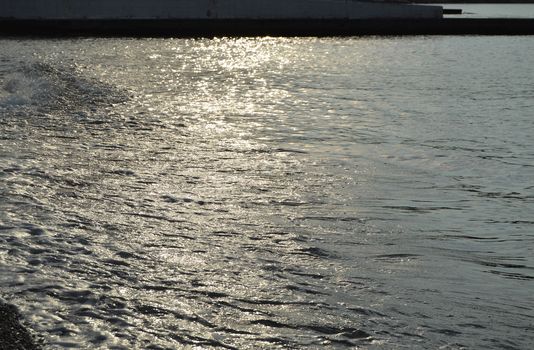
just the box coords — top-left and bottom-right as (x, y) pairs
(0, 0), (442, 20)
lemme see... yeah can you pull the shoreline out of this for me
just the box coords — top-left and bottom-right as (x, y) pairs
(0, 302), (40, 350)
(1, 18), (534, 37)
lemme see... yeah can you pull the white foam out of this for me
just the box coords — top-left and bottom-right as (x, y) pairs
(0, 61), (128, 112)
(0, 70), (53, 108)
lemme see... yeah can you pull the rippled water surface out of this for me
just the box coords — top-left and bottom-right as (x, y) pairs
(1, 36), (533, 349)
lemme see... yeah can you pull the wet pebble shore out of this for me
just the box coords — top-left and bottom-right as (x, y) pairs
(0, 302), (40, 350)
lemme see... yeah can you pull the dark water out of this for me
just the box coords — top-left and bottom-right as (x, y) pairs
(1, 36), (533, 349)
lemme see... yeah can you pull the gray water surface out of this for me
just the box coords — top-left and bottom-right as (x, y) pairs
(1, 37), (533, 349)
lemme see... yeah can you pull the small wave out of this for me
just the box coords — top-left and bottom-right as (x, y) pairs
(382, 205), (464, 213)
(290, 246), (331, 258)
(374, 253), (421, 260)
(285, 284), (328, 296)
(249, 319), (371, 344)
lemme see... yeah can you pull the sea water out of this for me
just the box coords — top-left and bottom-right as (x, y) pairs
(1, 36), (533, 349)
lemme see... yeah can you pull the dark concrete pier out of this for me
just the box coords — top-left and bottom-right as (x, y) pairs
(0, 18), (534, 37)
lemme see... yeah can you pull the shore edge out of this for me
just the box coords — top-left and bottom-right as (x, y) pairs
(1, 18), (534, 37)
(0, 302), (41, 350)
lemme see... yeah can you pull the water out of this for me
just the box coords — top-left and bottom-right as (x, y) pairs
(1, 36), (533, 349)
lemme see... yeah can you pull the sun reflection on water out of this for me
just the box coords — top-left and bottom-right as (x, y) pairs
(3, 35), (532, 349)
